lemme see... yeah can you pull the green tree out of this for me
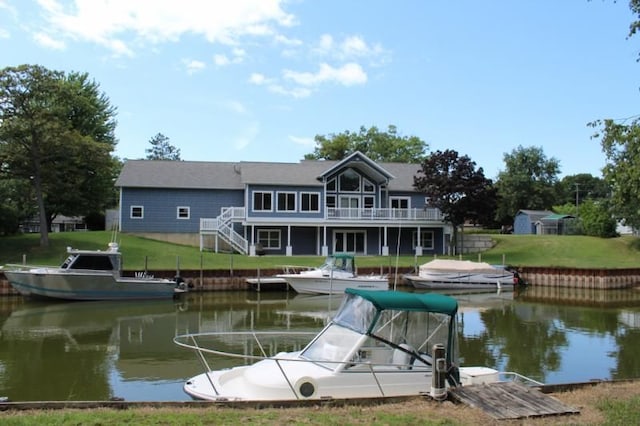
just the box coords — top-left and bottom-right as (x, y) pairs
(590, 117), (640, 229)
(554, 173), (610, 208)
(145, 133), (181, 160)
(585, 1), (640, 231)
(305, 125), (427, 162)
(494, 146), (561, 224)
(578, 199), (618, 238)
(0, 65), (117, 246)
(414, 149), (496, 254)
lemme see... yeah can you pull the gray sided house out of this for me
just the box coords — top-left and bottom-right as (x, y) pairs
(115, 151), (452, 256)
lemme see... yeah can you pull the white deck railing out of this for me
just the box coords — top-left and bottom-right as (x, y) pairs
(200, 207), (443, 232)
(325, 207), (443, 221)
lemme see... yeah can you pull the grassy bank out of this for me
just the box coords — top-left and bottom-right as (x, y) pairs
(2, 231), (640, 271)
(1, 381), (639, 425)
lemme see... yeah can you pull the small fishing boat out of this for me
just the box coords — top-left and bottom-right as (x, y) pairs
(174, 288), (540, 402)
(276, 253), (388, 295)
(1, 242), (188, 301)
(404, 259), (519, 290)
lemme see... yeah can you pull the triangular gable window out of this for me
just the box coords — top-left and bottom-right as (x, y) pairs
(339, 168), (360, 192)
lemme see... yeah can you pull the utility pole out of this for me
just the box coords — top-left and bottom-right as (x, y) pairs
(574, 183), (580, 216)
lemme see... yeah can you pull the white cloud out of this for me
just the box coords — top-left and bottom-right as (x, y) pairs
(183, 59), (206, 75)
(0, 27), (10, 39)
(214, 48), (246, 66)
(249, 73), (268, 85)
(274, 34), (302, 46)
(33, 31), (66, 49)
(283, 62), (367, 87)
(34, 0), (295, 57)
(288, 135), (314, 146)
(214, 54), (230, 66)
(267, 84), (312, 99)
(313, 33), (389, 65)
(225, 100), (247, 114)
(234, 121), (260, 150)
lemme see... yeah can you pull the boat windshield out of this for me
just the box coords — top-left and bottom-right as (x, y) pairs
(319, 254), (354, 275)
(333, 293), (377, 333)
(300, 323), (362, 369)
(332, 291), (458, 365)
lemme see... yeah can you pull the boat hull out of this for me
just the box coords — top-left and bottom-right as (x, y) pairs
(3, 269), (184, 301)
(184, 355), (435, 401)
(279, 275), (388, 295)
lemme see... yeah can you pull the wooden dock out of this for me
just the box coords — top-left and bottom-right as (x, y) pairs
(449, 382), (579, 420)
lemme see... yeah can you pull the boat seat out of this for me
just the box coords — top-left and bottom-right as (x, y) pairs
(392, 343), (416, 370)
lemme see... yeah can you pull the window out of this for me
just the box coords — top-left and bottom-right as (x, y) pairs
(339, 169), (360, 192)
(301, 192), (320, 212)
(327, 178), (336, 192)
(177, 206), (190, 219)
(334, 230), (366, 254)
(390, 197), (410, 209)
(253, 191), (273, 211)
(326, 195), (336, 208)
(130, 206), (144, 219)
(257, 229), (281, 249)
(363, 178), (375, 192)
(413, 231), (434, 249)
(339, 196), (359, 208)
(277, 192), (296, 212)
(364, 196), (375, 209)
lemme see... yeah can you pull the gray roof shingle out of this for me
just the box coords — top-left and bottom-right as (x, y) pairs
(116, 158), (423, 192)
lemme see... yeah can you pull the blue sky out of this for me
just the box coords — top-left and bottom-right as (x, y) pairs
(1, 1), (638, 179)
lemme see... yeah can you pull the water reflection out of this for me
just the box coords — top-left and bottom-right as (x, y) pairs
(0, 287), (638, 402)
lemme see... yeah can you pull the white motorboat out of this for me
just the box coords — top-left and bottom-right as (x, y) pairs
(1, 242), (188, 301)
(404, 259), (519, 290)
(174, 288), (541, 402)
(276, 253), (388, 295)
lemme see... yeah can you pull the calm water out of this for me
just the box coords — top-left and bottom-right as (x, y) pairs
(1, 286), (640, 402)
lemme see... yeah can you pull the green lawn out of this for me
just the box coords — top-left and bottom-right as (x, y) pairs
(1, 231), (640, 271)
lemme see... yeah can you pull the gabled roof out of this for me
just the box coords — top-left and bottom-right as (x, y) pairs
(317, 151), (395, 185)
(115, 153), (423, 192)
(516, 209), (554, 222)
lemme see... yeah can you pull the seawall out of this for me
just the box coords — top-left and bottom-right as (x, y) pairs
(2, 266), (640, 296)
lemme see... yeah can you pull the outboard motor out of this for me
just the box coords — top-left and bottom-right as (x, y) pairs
(512, 270), (525, 286)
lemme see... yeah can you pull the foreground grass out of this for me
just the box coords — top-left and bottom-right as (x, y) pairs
(2, 231), (640, 271)
(1, 381), (640, 425)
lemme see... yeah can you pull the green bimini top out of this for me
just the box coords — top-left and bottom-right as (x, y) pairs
(345, 288), (458, 316)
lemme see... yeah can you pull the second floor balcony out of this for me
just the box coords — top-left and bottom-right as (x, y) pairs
(326, 207), (443, 221)
(200, 206), (444, 232)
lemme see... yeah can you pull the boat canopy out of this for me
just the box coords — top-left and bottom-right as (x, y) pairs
(344, 288), (458, 316)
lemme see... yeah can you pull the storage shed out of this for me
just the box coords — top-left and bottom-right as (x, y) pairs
(513, 210), (554, 235)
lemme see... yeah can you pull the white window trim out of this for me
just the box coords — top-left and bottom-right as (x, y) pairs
(413, 230), (435, 249)
(177, 206), (190, 220)
(338, 168), (361, 193)
(257, 229), (281, 250)
(300, 192), (321, 212)
(390, 196), (411, 209)
(130, 205), (144, 219)
(276, 191), (297, 212)
(253, 191), (274, 212)
(363, 177), (375, 193)
(363, 195), (375, 209)
(333, 229), (367, 254)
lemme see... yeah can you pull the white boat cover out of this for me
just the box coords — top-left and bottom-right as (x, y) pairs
(418, 259), (503, 275)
